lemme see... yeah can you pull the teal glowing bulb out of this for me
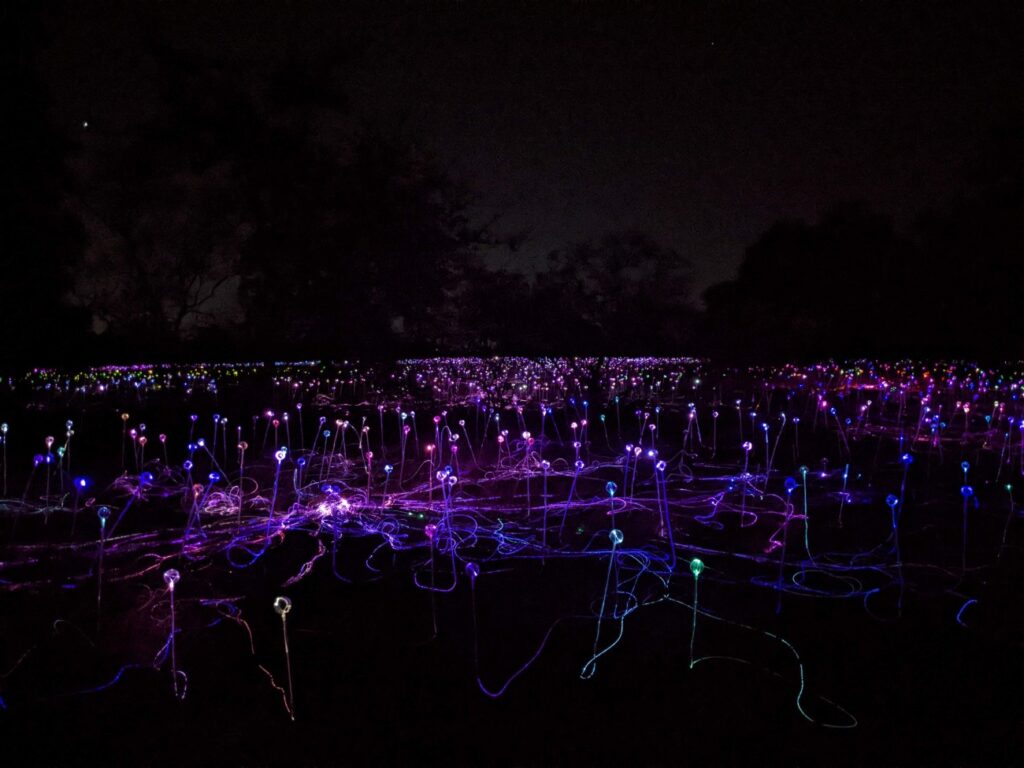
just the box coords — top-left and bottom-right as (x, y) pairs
(690, 558), (704, 578)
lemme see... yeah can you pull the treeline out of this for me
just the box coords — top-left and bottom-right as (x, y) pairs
(4, 16), (1021, 366)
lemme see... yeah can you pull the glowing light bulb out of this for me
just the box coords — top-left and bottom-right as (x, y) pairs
(690, 558), (704, 578)
(273, 596), (292, 616)
(609, 529), (624, 546)
(163, 568), (180, 590)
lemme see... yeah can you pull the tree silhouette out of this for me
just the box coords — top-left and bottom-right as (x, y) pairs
(702, 206), (915, 361)
(702, 119), (1024, 364)
(461, 232), (697, 354)
(62, 33), (495, 359)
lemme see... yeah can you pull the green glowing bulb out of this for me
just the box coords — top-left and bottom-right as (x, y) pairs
(690, 558), (704, 578)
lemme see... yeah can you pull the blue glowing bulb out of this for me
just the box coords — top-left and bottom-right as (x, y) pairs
(208, 471), (221, 483)
(183, 460), (193, 471)
(901, 453), (914, 465)
(465, 562), (480, 581)
(97, 506), (110, 526)
(961, 461), (970, 473)
(606, 481), (617, 497)
(886, 494), (899, 508)
(784, 477), (797, 494)
(74, 476), (89, 489)
(961, 485), (974, 498)
(384, 464), (394, 474)
(609, 529), (624, 546)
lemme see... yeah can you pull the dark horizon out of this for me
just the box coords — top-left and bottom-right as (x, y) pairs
(3, 1), (1022, 367)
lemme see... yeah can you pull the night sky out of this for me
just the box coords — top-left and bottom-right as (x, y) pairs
(31, 1), (1022, 292)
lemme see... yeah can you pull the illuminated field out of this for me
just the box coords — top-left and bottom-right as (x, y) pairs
(0, 358), (1020, 763)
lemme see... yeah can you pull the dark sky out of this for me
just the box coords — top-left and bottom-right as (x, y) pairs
(35, 0), (1021, 292)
